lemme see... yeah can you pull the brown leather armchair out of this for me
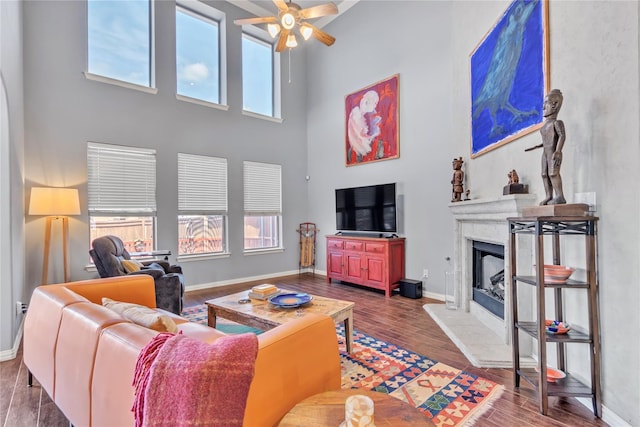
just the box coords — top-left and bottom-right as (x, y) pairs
(89, 235), (184, 314)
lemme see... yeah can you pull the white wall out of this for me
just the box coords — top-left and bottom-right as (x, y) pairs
(21, 0), (310, 290)
(307, 0), (639, 424)
(0, 0), (25, 358)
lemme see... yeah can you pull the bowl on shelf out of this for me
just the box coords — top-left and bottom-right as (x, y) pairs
(543, 264), (575, 283)
(545, 319), (571, 334)
(535, 366), (567, 382)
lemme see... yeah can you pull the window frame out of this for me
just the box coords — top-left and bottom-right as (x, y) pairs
(243, 161), (283, 253)
(241, 28), (282, 122)
(175, 0), (228, 110)
(177, 153), (229, 259)
(87, 142), (158, 260)
(85, 0), (157, 94)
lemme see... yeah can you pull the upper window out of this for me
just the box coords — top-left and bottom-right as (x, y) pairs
(243, 161), (282, 251)
(178, 153), (228, 257)
(87, 0), (153, 88)
(176, 4), (220, 104)
(242, 33), (276, 117)
(87, 142), (157, 253)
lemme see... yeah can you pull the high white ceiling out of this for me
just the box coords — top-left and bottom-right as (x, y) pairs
(227, 0), (359, 28)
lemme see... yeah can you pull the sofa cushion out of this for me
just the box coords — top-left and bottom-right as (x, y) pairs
(102, 298), (178, 333)
(121, 259), (144, 273)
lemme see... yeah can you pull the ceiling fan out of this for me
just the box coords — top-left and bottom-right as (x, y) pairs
(234, 0), (338, 52)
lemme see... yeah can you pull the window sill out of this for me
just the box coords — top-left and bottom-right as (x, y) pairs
(84, 72), (158, 95)
(242, 110), (283, 124)
(176, 252), (231, 262)
(243, 247), (284, 256)
(176, 94), (230, 111)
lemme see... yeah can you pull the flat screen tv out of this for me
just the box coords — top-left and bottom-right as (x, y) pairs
(335, 183), (397, 233)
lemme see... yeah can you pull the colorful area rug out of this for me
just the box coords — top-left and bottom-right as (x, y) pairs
(182, 304), (503, 426)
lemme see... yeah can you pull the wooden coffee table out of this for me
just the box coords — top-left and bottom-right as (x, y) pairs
(278, 389), (434, 426)
(206, 289), (355, 353)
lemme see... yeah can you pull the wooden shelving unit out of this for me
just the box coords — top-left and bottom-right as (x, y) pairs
(508, 215), (602, 417)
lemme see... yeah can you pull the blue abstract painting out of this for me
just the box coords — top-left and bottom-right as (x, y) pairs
(470, 0), (549, 157)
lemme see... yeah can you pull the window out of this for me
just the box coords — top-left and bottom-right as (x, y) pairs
(87, 0), (153, 88)
(242, 33), (279, 118)
(176, 2), (223, 105)
(87, 142), (157, 253)
(178, 153), (228, 256)
(243, 161), (282, 251)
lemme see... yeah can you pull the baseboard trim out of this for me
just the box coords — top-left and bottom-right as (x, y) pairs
(0, 317), (24, 362)
(185, 269), (321, 292)
(576, 398), (629, 427)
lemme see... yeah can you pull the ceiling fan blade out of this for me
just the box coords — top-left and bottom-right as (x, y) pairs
(275, 29), (290, 52)
(299, 2), (338, 20)
(273, 0), (289, 12)
(307, 24), (336, 46)
(234, 16), (278, 26)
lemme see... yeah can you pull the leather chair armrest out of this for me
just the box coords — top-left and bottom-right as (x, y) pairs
(129, 268), (164, 279)
(141, 260), (171, 272)
(167, 264), (183, 274)
(154, 273), (185, 315)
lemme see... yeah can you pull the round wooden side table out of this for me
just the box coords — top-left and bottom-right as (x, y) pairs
(278, 389), (434, 426)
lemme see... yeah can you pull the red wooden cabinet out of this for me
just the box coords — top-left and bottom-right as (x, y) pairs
(326, 236), (405, 297)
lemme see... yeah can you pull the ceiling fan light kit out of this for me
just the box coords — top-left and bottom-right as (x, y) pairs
(234, 0), (338, 52)
(267, 23), (281, 38)
(286, 33), (298, 48)
(300, 23), (313, 40)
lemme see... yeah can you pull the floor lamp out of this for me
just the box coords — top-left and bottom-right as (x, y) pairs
(29, 187), (81, 284)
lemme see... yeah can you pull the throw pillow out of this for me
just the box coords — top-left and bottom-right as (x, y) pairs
(102, 297), (178, 333)
(121, 259), (144, 273)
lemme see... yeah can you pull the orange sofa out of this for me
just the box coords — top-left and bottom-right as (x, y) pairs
(23, 275), (342, 427)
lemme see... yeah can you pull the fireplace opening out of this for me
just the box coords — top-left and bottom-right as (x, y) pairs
(472, 241), (505, 319)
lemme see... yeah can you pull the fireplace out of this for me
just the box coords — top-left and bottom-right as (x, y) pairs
(472, 241), (505, 319)
(449, 195), (536, 344)
(422, 195), (537, 367)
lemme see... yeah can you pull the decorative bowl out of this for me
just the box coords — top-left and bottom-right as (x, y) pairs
(268, 293), (313, 308)
(535, 366), (567, 382)
(545, 319), (571, 334)
(543, 264), (575, 283)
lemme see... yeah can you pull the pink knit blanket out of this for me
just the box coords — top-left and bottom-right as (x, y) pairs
(133, 332), (258, 427)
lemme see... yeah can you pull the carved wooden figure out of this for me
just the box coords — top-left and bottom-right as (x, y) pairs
(451, 157), (465, 202)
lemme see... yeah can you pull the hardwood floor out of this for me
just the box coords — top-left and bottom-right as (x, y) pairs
(1, 274), (608, 426)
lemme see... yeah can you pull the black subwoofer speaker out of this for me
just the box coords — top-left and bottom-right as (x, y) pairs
(399, 279), (422, 299)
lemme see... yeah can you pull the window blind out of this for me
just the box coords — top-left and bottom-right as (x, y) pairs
(87, 142), (157, 214)
(243, 161), (281, 215)
(178, 153), (228, 214)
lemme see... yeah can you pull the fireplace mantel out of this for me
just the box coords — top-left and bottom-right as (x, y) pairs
(449, 194), (538, 219)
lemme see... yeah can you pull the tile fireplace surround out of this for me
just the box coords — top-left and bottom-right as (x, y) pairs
(425, 194), (537, 368)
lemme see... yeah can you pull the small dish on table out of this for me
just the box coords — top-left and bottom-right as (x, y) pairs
(269, 293), (313, 308)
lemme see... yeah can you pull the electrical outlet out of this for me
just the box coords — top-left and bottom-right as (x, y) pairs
(16, 301), (27, 315)
(423, 269), (429, 278)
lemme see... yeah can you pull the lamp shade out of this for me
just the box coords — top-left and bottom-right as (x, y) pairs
(300, 23), (313, 40)
(29, 187), (81, 216)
